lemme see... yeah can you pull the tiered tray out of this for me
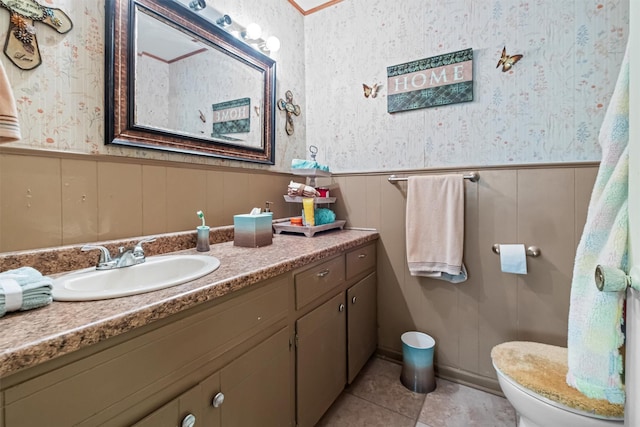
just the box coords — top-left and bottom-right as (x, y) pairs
(273, 220), (346, 238)
(283, 195), (336, 204)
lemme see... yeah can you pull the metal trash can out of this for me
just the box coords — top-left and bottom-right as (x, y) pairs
(400, 331), (436, 393)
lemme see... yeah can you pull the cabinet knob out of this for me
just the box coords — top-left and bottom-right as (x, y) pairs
(181, 413), (196, 427)
(351, 296), (357, 304)
(317, 269), (330, 278)
(338, 303), (345, 312)
(212, 392), (225, 408)
(358, 253), (366, 259)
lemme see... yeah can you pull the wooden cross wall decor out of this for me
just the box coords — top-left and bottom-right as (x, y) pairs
(0, 0), (73, 70)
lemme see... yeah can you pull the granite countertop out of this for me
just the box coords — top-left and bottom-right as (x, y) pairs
(0, 229), (378, 379)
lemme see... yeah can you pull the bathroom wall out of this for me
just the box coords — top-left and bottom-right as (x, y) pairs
(326, 164), (598, 390)
(303, 0), (628, 390)
(304, 0), (629, 172)
(0, 0), (629, 394)
(0, 0), (306, 251)
(0, 0), (306, 170)
(0, 149), (298, 252)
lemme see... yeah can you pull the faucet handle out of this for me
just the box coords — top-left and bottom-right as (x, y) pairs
(81, 245), (113, 267)
(133, 237), (156, 256)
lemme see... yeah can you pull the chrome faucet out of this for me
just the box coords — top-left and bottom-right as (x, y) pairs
(82, 237), (156, 270)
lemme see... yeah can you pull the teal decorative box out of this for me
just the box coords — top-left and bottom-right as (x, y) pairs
(234, 213), (273, 247)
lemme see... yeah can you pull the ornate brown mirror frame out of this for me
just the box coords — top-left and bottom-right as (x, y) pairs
(105, 0), (276, 164)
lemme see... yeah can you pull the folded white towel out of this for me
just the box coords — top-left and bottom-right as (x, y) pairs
(0, 60), (21, 143)
(0, 267), (53, 317)
(406, 175), (467, 283)
(288, 181), (320, 198)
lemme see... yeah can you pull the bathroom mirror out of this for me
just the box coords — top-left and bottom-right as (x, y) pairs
(105, 0), (276, 164)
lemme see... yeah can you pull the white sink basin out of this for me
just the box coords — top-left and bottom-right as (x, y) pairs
(52, 254), (221, 301)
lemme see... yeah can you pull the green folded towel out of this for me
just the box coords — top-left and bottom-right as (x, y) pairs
(291, 159), (330, 172)
(0, 266), (53, 317)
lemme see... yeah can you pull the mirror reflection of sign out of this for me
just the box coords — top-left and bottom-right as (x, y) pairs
(211, 98), (250, 136)
(212, 105), (249, 123)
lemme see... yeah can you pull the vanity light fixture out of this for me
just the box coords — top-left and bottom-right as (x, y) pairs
(242, 23), (262, 40)
(261, 36), (281, 53)
(216, 14), (232, 27)
(179, 1), (281, 56)
(188, 0), (206, 12)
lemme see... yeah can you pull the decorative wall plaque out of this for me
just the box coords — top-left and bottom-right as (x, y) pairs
(0, 0), (73, 70)
(277, 90), (301, 135)
(387, 48), (473, 113)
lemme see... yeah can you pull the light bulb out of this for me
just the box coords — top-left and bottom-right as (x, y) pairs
(265, 36), (281, 53)
(245, 23), (262, 40)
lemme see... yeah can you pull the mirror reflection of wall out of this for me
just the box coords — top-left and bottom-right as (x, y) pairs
(134, 7), (264, 148)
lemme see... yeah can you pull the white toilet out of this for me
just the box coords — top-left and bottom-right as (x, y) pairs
(491, 341), (624, 427)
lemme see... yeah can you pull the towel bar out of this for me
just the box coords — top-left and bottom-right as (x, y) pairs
(492, 244), (541, 257)
(388, 172), (479, 183)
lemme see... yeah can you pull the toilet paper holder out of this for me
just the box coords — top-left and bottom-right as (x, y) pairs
(492, 244), (541, 257)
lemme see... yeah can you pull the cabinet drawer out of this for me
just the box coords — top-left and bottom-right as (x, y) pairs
(346, 243), (376, 280)
(295, 256), (345, 310)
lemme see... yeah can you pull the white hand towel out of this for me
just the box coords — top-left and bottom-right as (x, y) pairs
(0, 59), (21, 143)
(406, 175), (467, 283)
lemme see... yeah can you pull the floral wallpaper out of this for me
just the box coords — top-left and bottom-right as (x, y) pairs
(304, 0), (629, 172)
(1, 0), (306, 171)
(0, 1), (629, 174)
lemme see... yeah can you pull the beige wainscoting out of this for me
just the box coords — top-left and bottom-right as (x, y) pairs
(0, 150), (598, 393)
(325, 164), (597, 392)
(0, 149), (297, 252)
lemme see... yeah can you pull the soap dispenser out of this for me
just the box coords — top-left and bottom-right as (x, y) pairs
(265, 201), (274, 234)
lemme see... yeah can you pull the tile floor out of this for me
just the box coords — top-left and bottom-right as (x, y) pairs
(317, 356), (517, 427)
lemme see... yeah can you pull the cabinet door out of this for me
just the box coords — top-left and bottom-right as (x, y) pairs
(199, 371), (222, 427)
(296, 292), (347, 427)
(347, 272), (377, 384)
(218, 327), (291, 427)
(132, 383), (202, 427)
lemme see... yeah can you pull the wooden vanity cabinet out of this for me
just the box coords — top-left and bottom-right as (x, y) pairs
(294, 242), (377, 427)
(0, 239), (377, 427)
(1, 275), (292, 427)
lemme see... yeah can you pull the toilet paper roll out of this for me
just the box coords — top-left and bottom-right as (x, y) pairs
(499, 244), (527, 275)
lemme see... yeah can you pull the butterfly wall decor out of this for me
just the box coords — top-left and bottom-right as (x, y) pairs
(363, 83), (380, 98)
(496, 46), (523, 72)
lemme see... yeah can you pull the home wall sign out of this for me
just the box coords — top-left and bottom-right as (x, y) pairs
(212, 98), (251, 137)
(387, 48), (473, 113)
(0, 0), (72, 70)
